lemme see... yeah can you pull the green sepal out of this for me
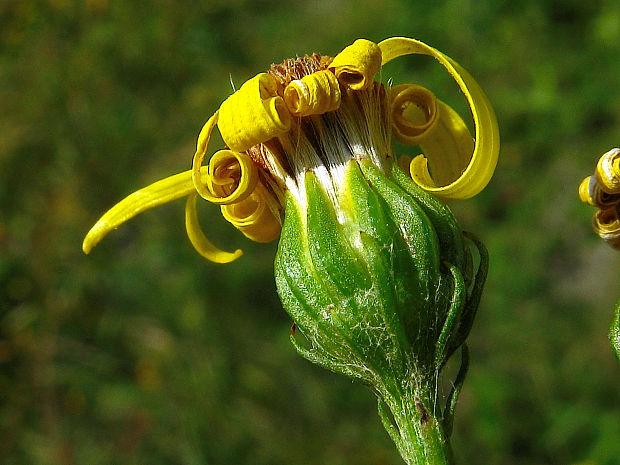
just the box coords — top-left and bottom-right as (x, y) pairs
(343, 161), (433, 308)
(434, 263), (467, 370)
(342, 161), (432, 355)
(305, 171), (372, 300)
(391, 160), (467, 273)
(274, 192), (370, 380)
(304, 170), (410, 380)
(289, 332), (371, 384)
(448, 232), (488, 355)
(358, 160), (441, 296)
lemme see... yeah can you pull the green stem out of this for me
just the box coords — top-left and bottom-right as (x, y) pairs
(379, 383), (454, 465)
(611, 300), (620, 364)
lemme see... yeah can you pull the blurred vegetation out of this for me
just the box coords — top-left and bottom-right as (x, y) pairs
(1, 0), (619, 464)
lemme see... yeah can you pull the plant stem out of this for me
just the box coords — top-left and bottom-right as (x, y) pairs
(380, 383), (454, 465)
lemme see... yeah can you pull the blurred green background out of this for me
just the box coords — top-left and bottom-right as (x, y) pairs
(1, 0), (619, 464)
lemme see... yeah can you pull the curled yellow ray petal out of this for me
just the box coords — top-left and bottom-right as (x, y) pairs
(192, 111), (220, 201)
(329, 39), (382, 90)
(379, 37), (500, 199)
(390, 84), (439, 144)
(193, 149), (259, 205)
(414, 100), (475, 187)
(579, 175), (620, 208)
(579, 175), (599, 207)
(83, 169), (205, 254)
(218, 73), (291, 152)
(595, 148), (620, 194)
(185, 192), (243, 263)
(221, 183), (281, 243)
(284, 69), (341, 116)
(390, 83), (472, 186)
(593, 206), (620, 250)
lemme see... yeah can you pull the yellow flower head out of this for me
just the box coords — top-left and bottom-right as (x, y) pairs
(82, 37), (500, 262)
(579, 148), (620, 250)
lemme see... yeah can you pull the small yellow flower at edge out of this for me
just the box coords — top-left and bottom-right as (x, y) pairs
(579, 148), (620, 250)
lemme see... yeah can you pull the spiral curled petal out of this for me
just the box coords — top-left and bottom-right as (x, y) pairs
(329, 39), (382, 90)
(207, 150), (258, 204)
(221, 183), (282, 243)
(379, 37), (500, 199)
(595, 148), (620, 194)
(284, 69), (341, 116)
(579, 175), (619, 208)
(190, 148), (278, 253)
(193, 148), (259, 205)
(390, 84), (439, 144)
(391, 84), (474, 188)
(579, 175), (598, 207)
(593, 206), (620, 250)
(218, 73), (291, 152)
(414, 100), (475, 188)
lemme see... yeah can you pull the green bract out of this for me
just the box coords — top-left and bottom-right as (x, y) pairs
(275, 159), (487, 462)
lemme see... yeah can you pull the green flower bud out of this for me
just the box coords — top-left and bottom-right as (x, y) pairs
(275, 157), (488, 462)
(276, 155), (488, 382)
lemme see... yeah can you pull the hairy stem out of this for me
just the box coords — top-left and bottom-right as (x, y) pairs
(379, 381), (454, 465)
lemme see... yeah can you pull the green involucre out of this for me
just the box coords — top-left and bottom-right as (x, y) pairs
(275, 160), (486, 393)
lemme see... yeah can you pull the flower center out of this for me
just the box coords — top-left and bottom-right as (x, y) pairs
(269, 53), (332, 90)
(248, 54), (392, 211)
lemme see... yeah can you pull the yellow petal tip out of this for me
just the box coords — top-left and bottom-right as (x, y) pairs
(185, 193), (245, 264)
(82, 237), (93, 255)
